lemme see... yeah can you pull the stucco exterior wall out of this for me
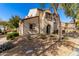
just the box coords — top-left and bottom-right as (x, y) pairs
(39, 11), (55, 34)
(19, 21), (24, 35)
(23, 17), (39, 35)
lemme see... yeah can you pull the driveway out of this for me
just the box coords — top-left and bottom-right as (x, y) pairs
(0, 35), (8, 45)
(67, 37), (79, 56)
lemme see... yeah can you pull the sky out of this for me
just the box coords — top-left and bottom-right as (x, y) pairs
(0, 3), (72, 22)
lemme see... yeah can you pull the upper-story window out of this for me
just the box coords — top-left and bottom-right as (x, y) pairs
(45, 12), (52, 21)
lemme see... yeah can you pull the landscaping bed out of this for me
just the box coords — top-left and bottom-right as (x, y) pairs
(0, 41), (14, 53)
(7, 32), (19, 40)
(0, 32), (19, 53)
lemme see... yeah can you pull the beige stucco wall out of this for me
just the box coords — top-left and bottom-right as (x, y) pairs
(23, 17), (39, 35)
(39, 11), (55, 34)
(19, 21), (24, 35)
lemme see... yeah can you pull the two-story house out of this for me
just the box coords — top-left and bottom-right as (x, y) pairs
(19, 8), (60, 35)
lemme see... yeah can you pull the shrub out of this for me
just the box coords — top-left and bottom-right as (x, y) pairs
(7, 34), (14, 40)
(0, 29), (2, 33)
(7, 32), (19, 40)
(13, 29), (17, 32)
(1, 31), (7, 35)
(12, 32), (19, 37)
(0, 42), (14, 53)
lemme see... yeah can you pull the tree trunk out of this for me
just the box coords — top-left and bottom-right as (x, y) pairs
(74, 18), (77, 29)
(53, 8), (62, 41)
(57, 15), (62, 41)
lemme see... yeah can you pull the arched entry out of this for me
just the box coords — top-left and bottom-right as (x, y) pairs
(46, 25), (51, 34)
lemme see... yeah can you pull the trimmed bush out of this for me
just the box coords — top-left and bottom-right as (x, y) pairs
(12, 32), (19, 37)
(7, 32), (19, 40)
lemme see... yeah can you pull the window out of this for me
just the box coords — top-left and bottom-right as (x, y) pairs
(29, 24), (33, 30)
(29, 23), (36, 30)
(45, 12), (52, 20)
(46, 12), (50, 18)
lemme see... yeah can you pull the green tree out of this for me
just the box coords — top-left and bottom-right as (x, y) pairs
(76, 20), (79, 29)
(9, 16), (20, 29)
(61, 3), (79, 28)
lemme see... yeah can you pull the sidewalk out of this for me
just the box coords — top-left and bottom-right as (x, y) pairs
(0, 35), (8, 45)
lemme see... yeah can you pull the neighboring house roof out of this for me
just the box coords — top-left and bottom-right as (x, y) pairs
(61, 22), (76, 30)
(69, 19), (75, 24)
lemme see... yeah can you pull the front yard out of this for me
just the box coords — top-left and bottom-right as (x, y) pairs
(0, 30), (79, 56)
(0, 34), (78, 56)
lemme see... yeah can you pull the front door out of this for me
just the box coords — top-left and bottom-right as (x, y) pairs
(46, 25), (51, 34)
